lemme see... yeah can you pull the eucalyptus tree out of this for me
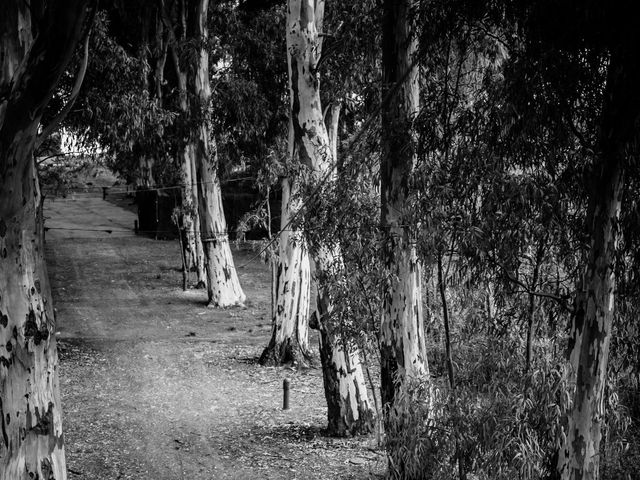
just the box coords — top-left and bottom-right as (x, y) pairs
(68, 4), (173, 181)
(69, 2), (208, 287)
(286, 0), (375, 435)
(379, 0), (430, 412)
(0, 2), (95, 477)
(445, 1), (640, 477)
(68, 0), (245, 304)
(213, 0), (313, 365)
(159, 0), (210, 289)
(181, 0), (245, 306)
(258, 0), (381, 367)
(497, 3), (640, 478)
(549, 21), (640, 480)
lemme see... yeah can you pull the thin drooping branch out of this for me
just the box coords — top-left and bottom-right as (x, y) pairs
(486, 253), (574, 312)
(35, 31), (91, 150)
(503, 269), (572, 311)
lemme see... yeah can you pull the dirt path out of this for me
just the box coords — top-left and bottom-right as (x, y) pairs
(44, 193), (384, 479)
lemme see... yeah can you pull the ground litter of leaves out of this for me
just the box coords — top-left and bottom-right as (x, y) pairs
(45, 190), (385, 479)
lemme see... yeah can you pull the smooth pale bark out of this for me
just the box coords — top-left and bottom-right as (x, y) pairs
(179, 2), (208, 290)
(287, 0), (374, 435)
(324, 102), (341, 167)
(556, 46), (640, 480)
(176, 46), (207, 288)
(189, 152), (207, 287)
(189, 0), (245, 307)
(557, 136), (621, 480)
(194, 144), (246, 307)
(380, 0), (430, 410)
(0, 2), (94, 477)
(179, 145), (196, 288)
(181, 142), (207, 288)
(163, 3), (208, 289)
(260, 177), (311, 366)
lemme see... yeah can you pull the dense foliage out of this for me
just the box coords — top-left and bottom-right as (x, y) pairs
(47, 0), (640, 478)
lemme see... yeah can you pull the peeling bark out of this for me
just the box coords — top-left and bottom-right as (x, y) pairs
(189, 152), (208, 288)
(189, 0), (245, 307)
(163, 2), (208, 289)
(380, 0), (430, 412)
(181, 142), (207, 288)
(287, 0), (374, 435)
(556, 46), (640, 480)
(314, 248), (375, 436)
(194, 140), (246, 307)
(0, 2), (95, 478)
(318, 321), (374, 436)
(260, 177), (311, 366)
(176, 44), (207, 288)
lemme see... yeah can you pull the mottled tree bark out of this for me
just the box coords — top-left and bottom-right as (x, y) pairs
(189, 0), (245, 307)
(260, 176), (311, 366)
(189, 152), (208, 288)
(314, 251), (375, 435)
(318, 330), (375, 435)
(287, 0), (374, 435)
(556, 46), (640, 480)
(163, 1), (208, 289)
(380, 0), (430, 412)
(0, 2), (95, 478)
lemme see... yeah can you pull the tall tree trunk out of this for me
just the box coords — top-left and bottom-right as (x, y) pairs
(163, 3), (208, 289)
(380, 0), (430, 412)
(317, 272), (375, 436)
(189, 0), (245, 307)
(556, 46), (640, 480)
(152, 11), (168, 109)
(325, 102), (341, 169)
(189, 152), (208, 287)
(181, 142), (207, 288)
(0, 2), (95, 478)
(259, 176), (311, 366)
(287, 0), (374, 435)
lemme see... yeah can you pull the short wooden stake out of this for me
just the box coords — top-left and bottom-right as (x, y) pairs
(283, 379), (290, 410)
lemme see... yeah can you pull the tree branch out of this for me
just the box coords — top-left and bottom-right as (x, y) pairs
(35, 31), (90, 149)
(567, 116), (596, 155)
(484, 250), (574, 312)
(502, 269), (574, 313)
(0, 0), (97, 175)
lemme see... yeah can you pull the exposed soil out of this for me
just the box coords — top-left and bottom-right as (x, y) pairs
(44, 187), (385, 479)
